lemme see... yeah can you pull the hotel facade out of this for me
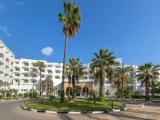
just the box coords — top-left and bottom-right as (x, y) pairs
(0, 40), (144, 96)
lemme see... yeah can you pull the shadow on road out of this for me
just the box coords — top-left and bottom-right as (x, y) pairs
(84, 114), (108, 120)
(127, 109), (160, 115)
(58, 114), (74, 120)
(109, 112), (154, 120)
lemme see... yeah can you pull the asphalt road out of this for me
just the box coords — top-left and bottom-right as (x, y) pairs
(0, 100), (159, 120)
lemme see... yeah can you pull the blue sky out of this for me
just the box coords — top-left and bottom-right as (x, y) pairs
(0, 0), (160, 65)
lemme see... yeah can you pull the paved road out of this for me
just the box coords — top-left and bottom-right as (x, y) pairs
(0, 100), (160, 120)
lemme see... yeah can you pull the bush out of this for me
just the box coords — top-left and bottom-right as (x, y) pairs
(24, 93), (29, 98)
(29, 92), (38, 98)
(0, 95), (3, 99)
(6, 92), (11, 98)
(18, 93), (23, 98)
(49, 95), (56, 100)
(12, 94), (17, 99)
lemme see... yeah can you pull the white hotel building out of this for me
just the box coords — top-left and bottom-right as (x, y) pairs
(0, 40), (63, 94)
(0, 40), (145, 96)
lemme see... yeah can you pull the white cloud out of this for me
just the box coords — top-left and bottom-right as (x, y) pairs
(0, 24), (11, 37)
(41, 47), (53, 56)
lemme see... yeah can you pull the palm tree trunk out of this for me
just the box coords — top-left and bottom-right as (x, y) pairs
(117, 81), (120, 98)
(99, 79), (104, 97)
(40, 71), (42, 97)
(151, 81), (155, 97)
(61, 37), (68, 103)
(99, 69), (104, 98)
(72, 75), (76, 99)
(145, 80), (150, 101)
(121, 78), (124, 98)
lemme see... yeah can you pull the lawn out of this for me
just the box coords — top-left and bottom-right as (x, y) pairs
(27, 99), (124, 112)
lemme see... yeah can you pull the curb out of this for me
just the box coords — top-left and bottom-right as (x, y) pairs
(21, 105), (124, 114)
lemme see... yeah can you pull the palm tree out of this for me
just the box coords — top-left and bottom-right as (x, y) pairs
(113, 65), (133, 98)
(90, 49), (118, 98)
(32, 61), (45, 97)
(151, 65), (160, 97)
(137, 63), (160, 101)
(66, 58), (83, 99)
(58, 1), (81, 102)
(45, 76), (53, 97)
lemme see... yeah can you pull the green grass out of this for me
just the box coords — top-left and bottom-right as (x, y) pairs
(27, 100), (124, 112)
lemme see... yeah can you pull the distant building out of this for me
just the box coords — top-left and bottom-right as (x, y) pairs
(0, 40), (15, 90)
(0, 40), (146, 97)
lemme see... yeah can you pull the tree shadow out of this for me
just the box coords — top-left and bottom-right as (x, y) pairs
(83, 113), (108, 120)
(58, 114), (74, 120)
(108, 112), (154, 120)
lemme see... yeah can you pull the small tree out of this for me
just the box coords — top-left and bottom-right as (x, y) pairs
(12, 89), (18, 99)
(113, 65), (133, 98)
(0, 89), (5, 99)
(45, 76), (53, 97)
(66, 58), (83, 99)
(90, 49), (118, 99)
(32, 61), (45, 97)
(137, 63), (160, 101)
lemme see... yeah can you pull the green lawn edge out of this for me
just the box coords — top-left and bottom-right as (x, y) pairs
(26, 100), (125, 112)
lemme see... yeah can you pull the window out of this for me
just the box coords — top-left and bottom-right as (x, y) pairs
(23, 62), (29, 66)
(24, 74), (29, 77)
(6, 58), (9, 62)
(15, 67), (20, 71)
(32, 79), (37, 83)
(5, 65), (9, 69)
(55, 70), (61, 73)
(32, 74), (37, 77)
(55, 75), (60, 79)
(0, 53), (4, 58)
(55, 65), (61, 68)
(15, 79), (19, 83)
(42, 75), (45, 78)
(31, 68), (37, 72)
(83, 76), (88, 79)
(48, 70), (53, 74)
(48, 65), (53, 67)
(15, 73), (20, 76)
(24, 68), (29, 71)
(24, 80), (28, 83)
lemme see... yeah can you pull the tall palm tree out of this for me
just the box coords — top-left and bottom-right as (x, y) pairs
(32, 61), (45, 97)
(58, 1), (81, 102)
(137, 63), (160, 101)
(113, 65), (133, 98)
(66, 58), (83, 99)
(90, 49), (118, 98)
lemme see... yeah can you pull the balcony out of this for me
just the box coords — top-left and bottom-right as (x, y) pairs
(22, 61), (29, 66)
(0, 57), (4, 64)
(21, 74), (30, 79)
(0, 66), (4, 73)
(0, 76), (4, 81)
